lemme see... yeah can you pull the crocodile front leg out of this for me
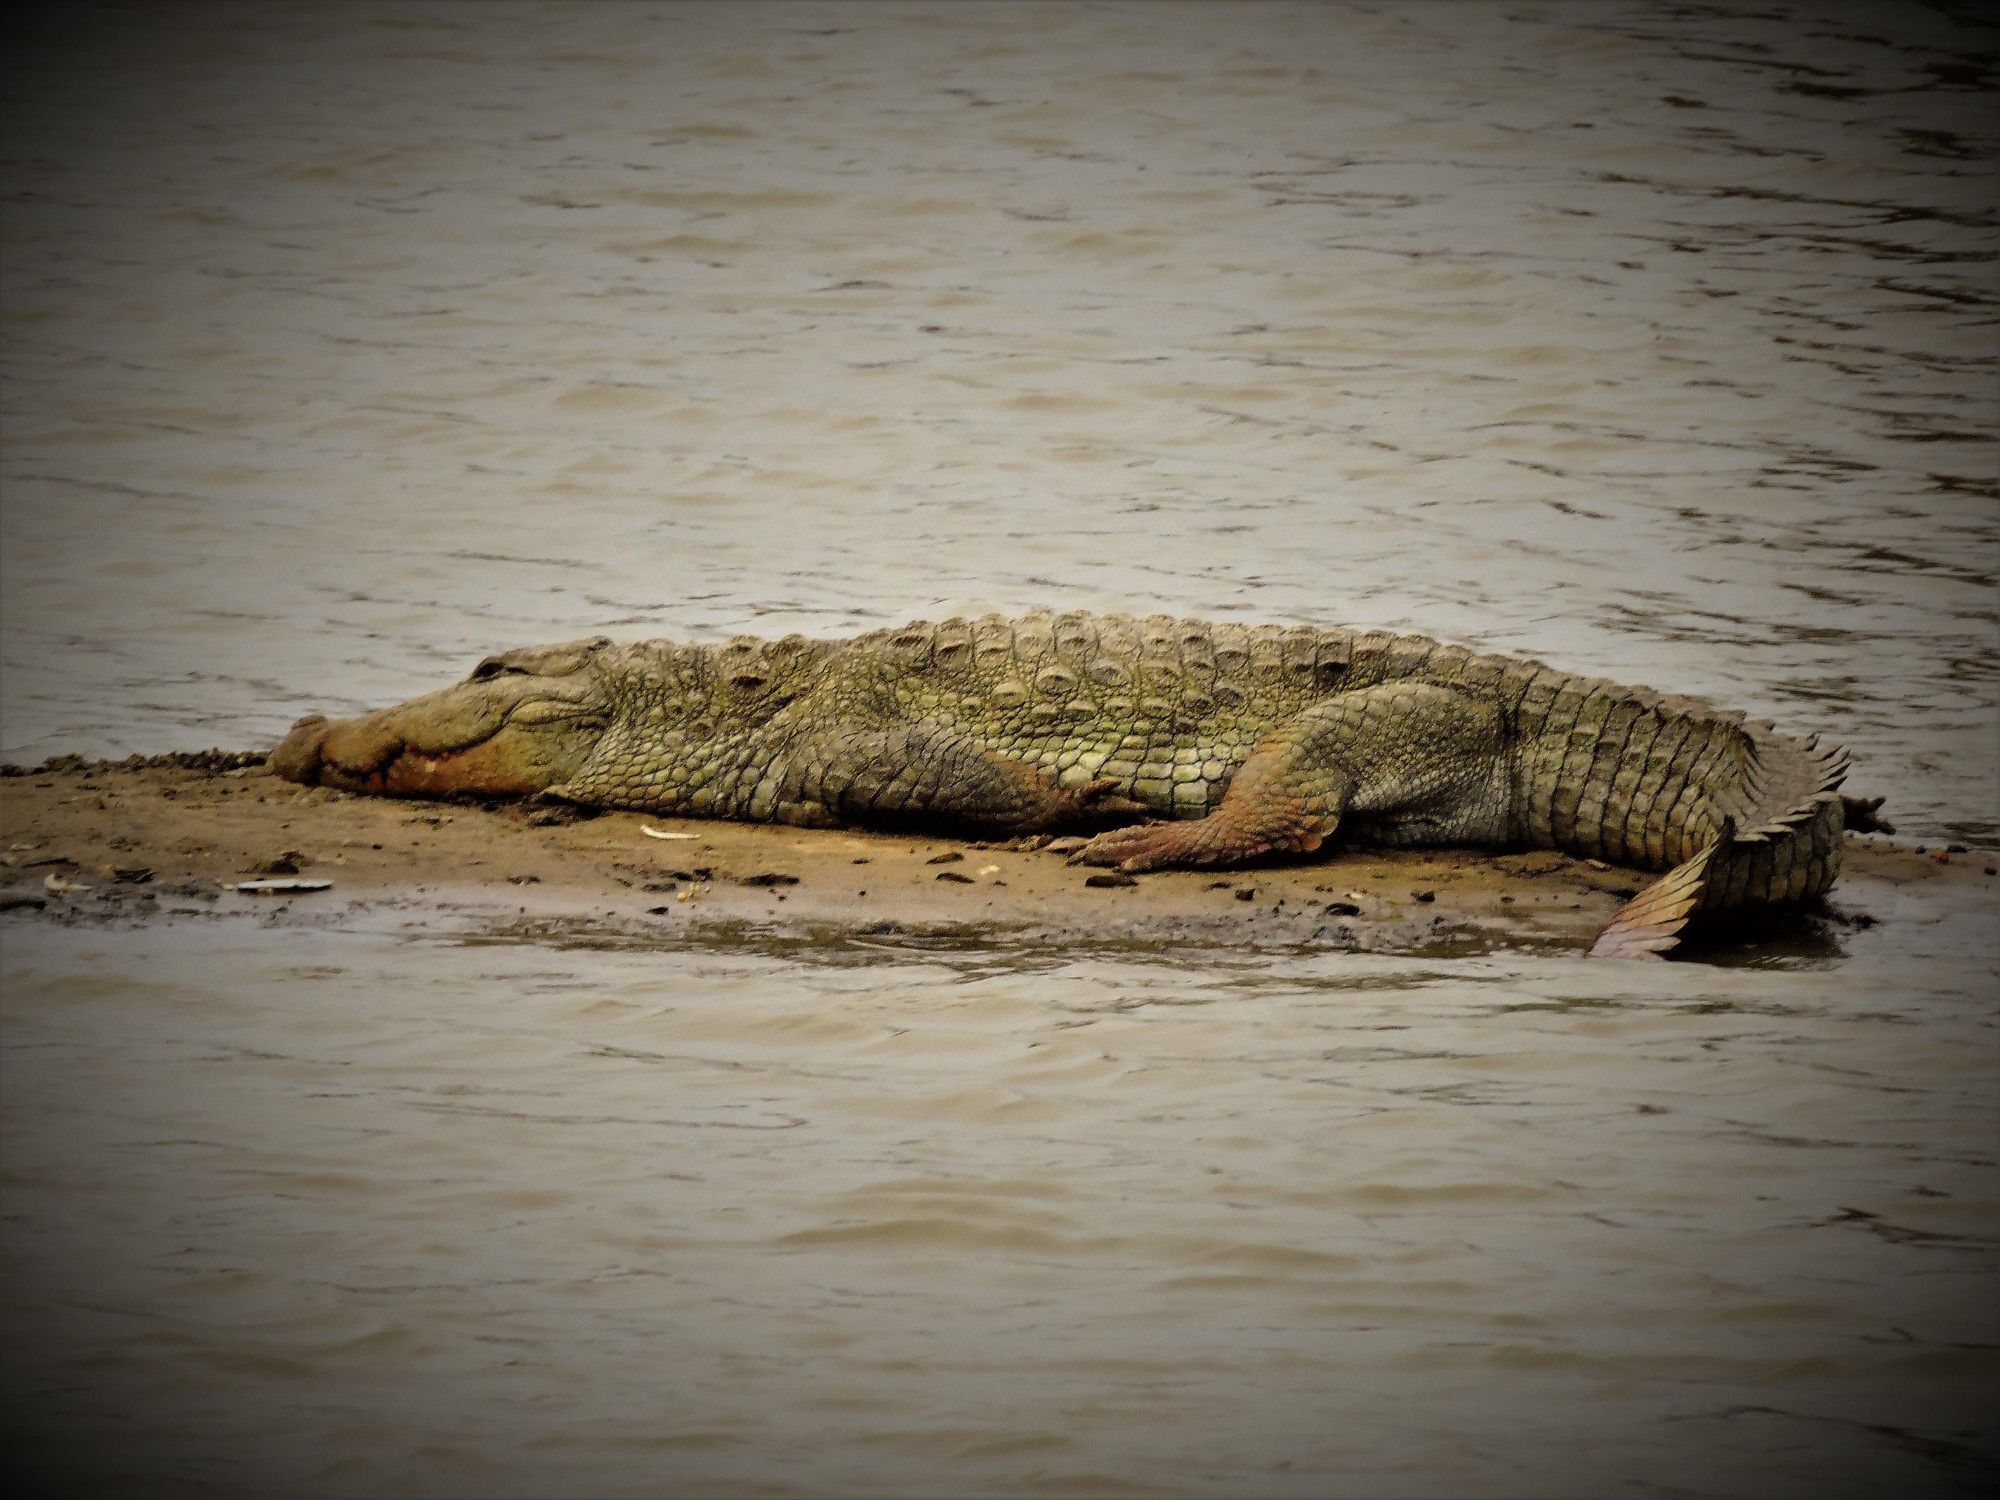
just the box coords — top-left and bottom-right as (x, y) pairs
(1072, 681), (1507, 872)
(788, 724), (1151, 835)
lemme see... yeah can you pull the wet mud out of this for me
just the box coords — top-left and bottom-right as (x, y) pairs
(2, 752), (1988, 966)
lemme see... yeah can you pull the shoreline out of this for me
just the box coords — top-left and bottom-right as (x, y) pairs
(2, 753), (1991, 963)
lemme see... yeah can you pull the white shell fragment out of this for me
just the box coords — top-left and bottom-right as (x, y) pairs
(641, 825), (699, 841)
(223, 878), (334, 894)
(42, 873), (91, 894)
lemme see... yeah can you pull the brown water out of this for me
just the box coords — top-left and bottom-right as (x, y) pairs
(3, 3), (1996, 1495)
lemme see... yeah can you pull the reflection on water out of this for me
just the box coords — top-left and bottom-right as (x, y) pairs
(3, 921), (1996, 1497)
(2, 2), (1996, 1495)
(454, 905), (1859, 970)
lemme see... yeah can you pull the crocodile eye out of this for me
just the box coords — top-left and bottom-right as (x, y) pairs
(470, 658), (527, 683)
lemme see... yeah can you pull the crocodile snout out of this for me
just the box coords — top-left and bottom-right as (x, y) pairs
(270, 714), (330, 785)
(271, 709), (413, 792)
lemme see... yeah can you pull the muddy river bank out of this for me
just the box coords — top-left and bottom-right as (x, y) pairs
(1, 753), (1991, 966)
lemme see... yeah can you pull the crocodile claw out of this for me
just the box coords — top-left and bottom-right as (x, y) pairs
(1057, 778), (1153, 830)
(1068, 821), (1205, 872)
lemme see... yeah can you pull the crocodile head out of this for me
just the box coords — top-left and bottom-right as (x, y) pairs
(270, 637), (616, 799)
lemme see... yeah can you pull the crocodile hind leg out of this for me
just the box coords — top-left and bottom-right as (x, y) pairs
(787, 724), (1150, 834)
(1072, 682), (1506, 872)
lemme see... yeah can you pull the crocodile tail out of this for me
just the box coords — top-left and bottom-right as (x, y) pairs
(1590, 724), (1851, 960)
(1588, 820), (1730, 960)
(1703, 724), (1850, 910)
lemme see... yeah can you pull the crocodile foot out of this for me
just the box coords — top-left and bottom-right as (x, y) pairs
(1037, 778), (1154, 833)
(1068, 815), (1320, 873)
(1842, 794), (1894, 834)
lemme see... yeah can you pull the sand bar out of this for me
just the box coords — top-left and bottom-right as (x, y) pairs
(2, 752), (1988, 963)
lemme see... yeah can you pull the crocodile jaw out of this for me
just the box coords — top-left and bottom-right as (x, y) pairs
(271, 708), (601, 799)
(271, 641), (614, 800)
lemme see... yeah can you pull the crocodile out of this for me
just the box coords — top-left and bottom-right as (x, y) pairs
(270, 611), (1880, 958)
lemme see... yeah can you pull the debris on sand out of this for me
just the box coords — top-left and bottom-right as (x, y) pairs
(0, 752), (1973, 959)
